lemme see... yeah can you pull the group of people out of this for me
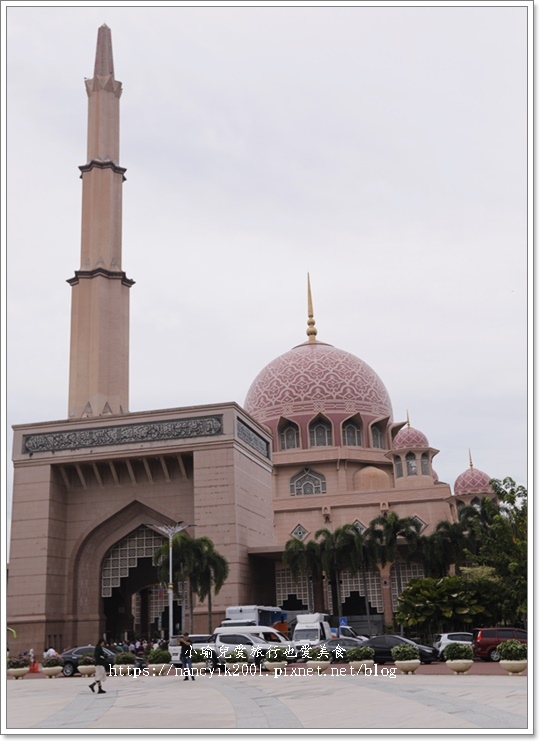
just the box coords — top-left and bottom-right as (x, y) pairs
(109, 638), (168, 655)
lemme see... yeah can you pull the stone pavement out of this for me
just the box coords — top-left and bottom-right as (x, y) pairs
(4, 669), (529, 732)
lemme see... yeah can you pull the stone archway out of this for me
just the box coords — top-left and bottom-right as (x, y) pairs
(68, 500), (178, 646)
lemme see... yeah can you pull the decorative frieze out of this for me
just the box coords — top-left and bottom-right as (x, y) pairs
(23, 415), (223, 454)
(236, 419), (270, 458)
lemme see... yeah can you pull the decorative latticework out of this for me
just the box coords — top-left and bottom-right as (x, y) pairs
(390, 562), (425, 611)
(101, 526), (165, 597)
(275, 567), (312, 608)
(339, 569), (384, 614)
(291, 524), (309, 541)
(290, 468), (327, 496)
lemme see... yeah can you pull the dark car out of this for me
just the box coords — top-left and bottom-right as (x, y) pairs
(310, 637), (369, 663)
(61, 645), (146, 677)
(472, 627), (527, 662)
(357, 635), (438, 664)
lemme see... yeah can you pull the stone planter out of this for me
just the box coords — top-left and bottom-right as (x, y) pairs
(226, 662), (249, 673)
(305, 661), (331, 673)
(192, 662), (206, 672)
(350, 660), (375, 674)
(265, 661), (288, 674)
(394, 659), (421, 675)
(446, 659), (474, 675)
(77, 665), (96, 677)
(500, 660), (527, 676)
(113, 664), (135, 676)
(7, 668), (30, 680)
(148, 663), (171, 675)
(42, 666), (64, 679)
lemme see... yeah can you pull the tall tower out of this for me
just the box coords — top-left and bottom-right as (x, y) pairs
(67, 24), (134, 419)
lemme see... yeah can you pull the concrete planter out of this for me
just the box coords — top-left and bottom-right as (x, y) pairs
(500, 660), (527, 676)
(148, 663), (171, 675)
(305, 661), (331, 673)
(446, 660), (474, 675)
(7, 668), (30, 680)
(77, 665), (96, 677)
(394, 660), (421, 675)
(41, 666), (64, 679)
(350, 660), (375, 674)
(113, 664), (136, 676)
(265, 661), (288, 674)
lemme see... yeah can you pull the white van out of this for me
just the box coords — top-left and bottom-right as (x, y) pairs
(214, 624), (292, 647)
(292, 613), (333, 649)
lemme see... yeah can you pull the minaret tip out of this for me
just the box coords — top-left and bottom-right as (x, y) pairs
(406, 410), (410, 427)
(94, 24), (114, 77)
(469, 449), (474, 469)
(306, 273), (318, 342)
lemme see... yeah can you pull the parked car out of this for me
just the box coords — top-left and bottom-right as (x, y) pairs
(309, 637), (369, 662)
(60, 645), (147, 677)
(472, 627), (527, 662)
(356, 635), (438, 664)
(433, 632), (473, 660)
(203, 632), (277, 669)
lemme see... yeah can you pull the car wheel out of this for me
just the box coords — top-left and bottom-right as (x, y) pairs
(205, 656), (217, 670)
(489, 648), (500, 662)
(63, 662), (76, 677)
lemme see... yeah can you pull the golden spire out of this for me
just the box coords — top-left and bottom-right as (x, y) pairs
(306, 273), (318, 342)
(406, 410), (410, 427)
(469, 449), (474, 469)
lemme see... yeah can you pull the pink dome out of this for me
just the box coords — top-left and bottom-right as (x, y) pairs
(393, 426), (429, 448)
(454, 467), (492, 496)
(244, 341), (393, 426)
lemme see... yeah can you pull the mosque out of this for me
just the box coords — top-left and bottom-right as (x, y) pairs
(7, 26), (495, 654)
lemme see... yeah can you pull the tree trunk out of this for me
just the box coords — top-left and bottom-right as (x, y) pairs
(362, 567), (373, 635)
(207, 588), (213, 635)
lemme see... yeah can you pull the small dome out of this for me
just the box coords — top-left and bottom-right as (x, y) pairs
(454, 467), (492, 497)
(244, 341), (393, 427)
(393, 426), (429, 448)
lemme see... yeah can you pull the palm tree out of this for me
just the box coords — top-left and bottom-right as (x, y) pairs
(156, 532), (198, 632)
(348, 526), (379, 635)
(191, 537), (229, 634)
(314, 524), (358, 620)
(367, 512), (421, 597)
(283, 537), (323, 611)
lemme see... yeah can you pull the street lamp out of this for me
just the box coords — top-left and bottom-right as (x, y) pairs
(152, 522), (192, 638)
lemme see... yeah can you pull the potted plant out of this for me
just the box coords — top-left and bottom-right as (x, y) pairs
(41, 655), (65, 679)
(443, 643), (474, 674)
(77, 653), (96, 677)
(113, 651), (136, 676)
(346, 645), (375, 674)
(391, 643), (421, 674)
(305, 646), (331, 673)
(497, 640), (527, 675)
(7, 655), (30, 680)
(147, 648), (172, 676)
(264, 646), (289, 673)
(224, 648), (249, 670)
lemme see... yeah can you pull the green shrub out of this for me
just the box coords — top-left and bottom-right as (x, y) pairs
(113, 651), (136, 665)
(147, 648), (171, 664)
(78, 653), (95, 666)
(443, 643), (473, 661)
(346, 646), (375, 662)
(42, 656), (64, 668)
(391, 643), (419, 661)
(190, 648), (207, 663)
(264, 646), (289, 662)
(8, 656), (30, 669)
(497, 640), (527, 661)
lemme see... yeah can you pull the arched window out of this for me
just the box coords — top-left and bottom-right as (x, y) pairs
(372, 426), (384, 449)
(309, 417), (333, 447)
(394, 455), (403, 478)
(406, 452), (417, 476)
(421, 452), (430, 475)
(290, 468), (327, 496)
(279, 421), (300, 450)
(342, 420), (362, 446)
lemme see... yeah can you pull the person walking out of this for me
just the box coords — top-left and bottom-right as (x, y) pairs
(180, 632), (195, 681)
(89, 639), (107, 694)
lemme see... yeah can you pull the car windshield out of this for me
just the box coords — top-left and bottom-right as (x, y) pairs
(248, 635), (270, 644)
(295, 629), (319, 641)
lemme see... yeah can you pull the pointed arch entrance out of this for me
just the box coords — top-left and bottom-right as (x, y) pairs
(70, 500), (183, 645)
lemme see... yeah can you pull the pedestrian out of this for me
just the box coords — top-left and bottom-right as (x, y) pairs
(89, 639), (107, 694)
(179, 632), (195, 681)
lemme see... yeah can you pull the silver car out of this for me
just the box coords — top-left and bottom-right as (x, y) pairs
(433, 632), (473, 659)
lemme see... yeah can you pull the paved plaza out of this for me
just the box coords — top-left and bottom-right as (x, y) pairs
(4, 669), (529, 732)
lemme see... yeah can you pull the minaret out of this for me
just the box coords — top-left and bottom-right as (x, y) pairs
(67, 25), (134, 419)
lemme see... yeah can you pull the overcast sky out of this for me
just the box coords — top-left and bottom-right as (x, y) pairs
(3, 2), (530, 530)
